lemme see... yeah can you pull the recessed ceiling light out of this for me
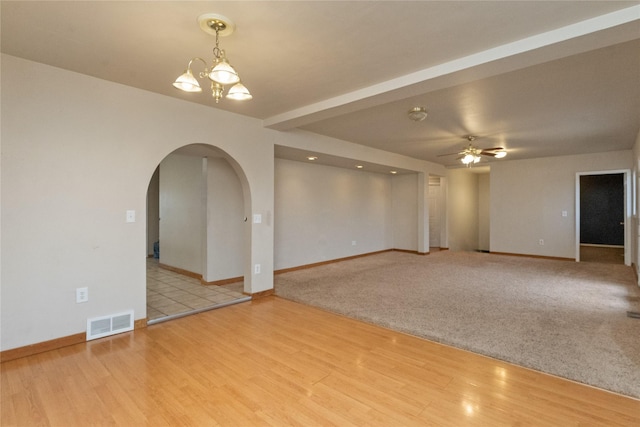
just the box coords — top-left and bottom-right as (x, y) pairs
(356, 165), (364, 169)
(390, 170), (397, 174)
(307, 156), (318, 161)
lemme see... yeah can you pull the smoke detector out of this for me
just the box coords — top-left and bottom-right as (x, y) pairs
(408, 107), (428, 122)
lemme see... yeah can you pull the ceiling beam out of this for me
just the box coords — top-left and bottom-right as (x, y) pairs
(263, 6), (640, 131)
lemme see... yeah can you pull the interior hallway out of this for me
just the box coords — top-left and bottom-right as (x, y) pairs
(580, 245), (625, 264)
(146, 258), (249, 323)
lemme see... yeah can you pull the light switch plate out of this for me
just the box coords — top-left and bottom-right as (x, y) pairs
(126, 210), (136, 223)
(253, 214), (262, 224)
(76, 287), (88, 303)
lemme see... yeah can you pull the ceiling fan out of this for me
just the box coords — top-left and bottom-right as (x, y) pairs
(438, 136), (507, 166)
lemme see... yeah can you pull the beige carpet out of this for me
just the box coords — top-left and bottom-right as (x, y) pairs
(274, 250), (640, 398)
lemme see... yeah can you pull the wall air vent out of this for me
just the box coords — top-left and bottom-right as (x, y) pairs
(86, 310), (134, 341)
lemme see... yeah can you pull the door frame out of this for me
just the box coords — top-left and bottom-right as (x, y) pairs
(575, 169), (631, 265)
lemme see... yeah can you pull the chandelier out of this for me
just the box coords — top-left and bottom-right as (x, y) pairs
(173, 14), (252, 103)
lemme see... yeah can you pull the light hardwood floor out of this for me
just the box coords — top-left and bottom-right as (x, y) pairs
(2, 297), (639, 426)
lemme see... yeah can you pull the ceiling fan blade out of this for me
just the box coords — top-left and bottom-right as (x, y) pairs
(481, 151), (498, 157)
(480, 147), (504, 152)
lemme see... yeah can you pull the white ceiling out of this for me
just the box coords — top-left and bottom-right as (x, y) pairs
(2, 1), (639, 169)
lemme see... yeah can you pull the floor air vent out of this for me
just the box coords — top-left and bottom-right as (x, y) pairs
(86, 310), (134, 341)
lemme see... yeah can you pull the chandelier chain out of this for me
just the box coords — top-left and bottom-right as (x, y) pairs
(212, 27), (222, 60)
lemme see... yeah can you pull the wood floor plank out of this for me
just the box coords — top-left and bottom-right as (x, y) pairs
(2, 296), (639, 426)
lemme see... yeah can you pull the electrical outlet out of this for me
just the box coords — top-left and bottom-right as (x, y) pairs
(539, 239), (544, 245)
(76, 287), (88, 303)
(254, 264), (261, 274)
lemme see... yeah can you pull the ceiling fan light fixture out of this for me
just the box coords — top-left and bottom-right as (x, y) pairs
(408, 107), (428, 122)
(439, 135), (508, 166)
(461, 154), (475, 165)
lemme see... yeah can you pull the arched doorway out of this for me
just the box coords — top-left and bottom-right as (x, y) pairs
(145, 144), (252, 324)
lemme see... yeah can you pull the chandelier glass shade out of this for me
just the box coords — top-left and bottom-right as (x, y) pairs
(208, 53), (240, 85)
(173, 65), (203, 93)
(173, 14), (251, 103)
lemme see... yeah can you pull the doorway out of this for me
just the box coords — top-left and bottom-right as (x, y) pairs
(576, 171), (629, 265)
(145, 144), (251, 324)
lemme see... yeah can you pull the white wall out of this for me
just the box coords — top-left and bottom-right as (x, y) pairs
(274, 159), (392, 270)
(491, 151), (633, 258)
(204, 157), (244, 282)
(159, 154), (203, 274)
(392, 174), (419, 251)
(446, 169), (480, 251)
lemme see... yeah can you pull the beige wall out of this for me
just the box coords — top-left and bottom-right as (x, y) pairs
(392, 174), (419, 251)
(274, 158), (393, 270)
(478, 174), (490, 251)
(146, 167), (160, 256)
(491, 151), (633, 259)
(1, 54), (274, 351)
(1, 54), (441, 351)
(446, 169), (480, 251)
(4, 52), (633, 353)
(633, 130), (640, 283)
(204, 157), (245, 282)
(159, 154), (203, 274)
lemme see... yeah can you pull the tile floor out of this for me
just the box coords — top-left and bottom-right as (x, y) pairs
(146, 258), (249, 323)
